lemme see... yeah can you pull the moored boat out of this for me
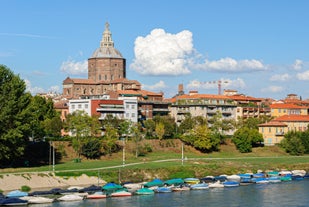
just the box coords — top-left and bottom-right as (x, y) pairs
(223, 181), (240, 187)
(0, 197), (28, 206)
(209, 181), (224, 188)
(86, 191), (107, 199)
(172, 185), (190, 191)
(190, 183), (209, 190)
(155, 186), (173, 193)
(268, 176), (281, 183)
(184, 178), (200, 184)
(111, 190), (132, 197)
(57, 194), (84, 202)
(20, 196), (54, 204)
(135, 188), (155, 195)
(6, 190), (28, 198)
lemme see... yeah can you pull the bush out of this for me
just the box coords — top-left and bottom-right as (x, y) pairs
(20, 185), (31, 192)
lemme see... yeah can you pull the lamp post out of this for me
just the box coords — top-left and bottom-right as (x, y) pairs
(122, 137), (125, 167)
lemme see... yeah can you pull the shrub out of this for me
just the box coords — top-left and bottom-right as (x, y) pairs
(21, 185), (31, 192)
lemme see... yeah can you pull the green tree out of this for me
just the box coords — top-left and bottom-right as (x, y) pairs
(82, 138), (102, 159)
(143, 119), (155, 138)
(232, 127), (263, 153)
(155, 122), (165, 140)
(131, 123), (144, 157)
(0, 65), (32, 163)
(281, 131), (306, 155)
(103, 125), (119, 156)
(181, 125), (220, 152)
(64, 110), (94, 157)
(43, 116), (63, 138)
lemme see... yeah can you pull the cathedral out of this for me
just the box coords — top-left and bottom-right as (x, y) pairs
(62, 22), (141, 99)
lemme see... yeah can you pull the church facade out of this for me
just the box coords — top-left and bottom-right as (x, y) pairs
(62, 22), (141, 99)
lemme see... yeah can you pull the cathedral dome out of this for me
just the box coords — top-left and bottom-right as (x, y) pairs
(90, 22), (123, 59)
(91, 47), (123, 58)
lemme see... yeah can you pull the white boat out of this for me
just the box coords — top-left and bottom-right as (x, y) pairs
(20, 196), (54, 204)
(111, 191), (132, 197)
(226, 175), (241, 182)
(172, 186), (190, 191)
(209, 181), (224, 188)
(190, 183), (209, 190)
(57, 194), (84, 202)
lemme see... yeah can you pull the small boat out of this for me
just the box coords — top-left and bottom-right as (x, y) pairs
(223, 181), (240, 187)
(164, 178), (184, 186)
(238, 174), (252, 179)
(184, 178), (200, 184)
(268, 177), (281, 183)
(209, 181), (224, 188)
(280, 176), (292, 182)
(292, 175), (304, 180)
(111, 190), (132, 197)
(6, 190), (28, 198)
(214, 175), (227, 182)
(123, 183), (143, 191)
(0, 197), (28, 206)
(200, 176), (215, 183)
(154, 187), (173, 193)
(254, 178), (269, 184)
(135, 188), (155, 195)
(240, 178), (254, 186)
(86, 191), (107, 199)
(57, 194), (84, 202)
(227, 175), (241, 182)
(267, 171), (279, 177)
(252, 173), (266, 178)
(190, 183), (209, 190)
(144, 179), (164, 188)
(172, 185), (190, 191)
(20, 196), (54, 204)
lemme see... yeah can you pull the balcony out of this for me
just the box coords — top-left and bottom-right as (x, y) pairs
(275, 132), (284, 136)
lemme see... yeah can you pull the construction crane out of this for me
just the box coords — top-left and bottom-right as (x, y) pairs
(202, 80), (228, 95)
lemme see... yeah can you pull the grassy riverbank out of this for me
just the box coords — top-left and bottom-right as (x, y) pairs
(1, 140), (309, 183)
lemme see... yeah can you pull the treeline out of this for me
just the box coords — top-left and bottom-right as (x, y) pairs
(1, 64), (309, 167)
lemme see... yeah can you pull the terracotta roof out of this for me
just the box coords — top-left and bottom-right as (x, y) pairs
(53, 100), (68, 109)
(63, 77), (95, 84)
(175, 94), (231, 100)
(228, 95), (262, 101)
(110, 78), (141, 85)
(117, 89), (162, 97)
(270, 103), (308, 109)
(274, 115), (309, 122)
(258, 121), (287, 127)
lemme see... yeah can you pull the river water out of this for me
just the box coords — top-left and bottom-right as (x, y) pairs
(32, 179), (308, 207)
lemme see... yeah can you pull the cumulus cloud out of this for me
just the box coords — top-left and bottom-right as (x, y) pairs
(187, 78), (245, 90)
(296, 70), (309, 80)
(142, 80), (167, 91)
(270, 73), (290, 81)
(293, 59), (303, 70)
(60, 59), (88, 75)
(192, 57), (266, 72)
(261, 85), (284, 93)
(130, 29), (193, 76)
(25, 79), (45, 94)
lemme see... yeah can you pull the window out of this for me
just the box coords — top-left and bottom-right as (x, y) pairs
(78, 104), (81, 109)
(126, 113), (129, 118)
(131, 105), (135, 109)
(72, 105), (75, 109)
(85, 104), (88, 109)
(132, 113), (135, 117)
(268, 127), (271, 133)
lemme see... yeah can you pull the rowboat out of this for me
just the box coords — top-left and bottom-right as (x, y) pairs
(20, 196), (54, 204)
(135, 188), (155, 195)
(57, 194), (84, 202)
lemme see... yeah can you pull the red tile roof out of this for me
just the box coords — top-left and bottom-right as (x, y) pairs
(258, 121), (287, 127)
(270, 103), (308, 109)
(274, 115), (309, 122)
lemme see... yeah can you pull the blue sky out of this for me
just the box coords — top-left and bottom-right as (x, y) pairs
(1, 0), (309, 99)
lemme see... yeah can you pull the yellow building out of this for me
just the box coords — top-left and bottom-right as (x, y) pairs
(270, 103), (308, 118)
(258, 115), (309, 146)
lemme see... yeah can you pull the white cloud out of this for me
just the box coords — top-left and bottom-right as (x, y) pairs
(187, 78), (245, 90)
(192, 57), (266, 72)
(261, 85), (284, 93)
(60, 59), (88, 75)
(130, 29), (193, 76)
(270, 73), (290, 81)
(49, 85), (61, 93)
(142, 80), (167, 91)
(293, 59), (303, 70)
(25, 79), (45, 94)
(296, 70), (309, 80)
